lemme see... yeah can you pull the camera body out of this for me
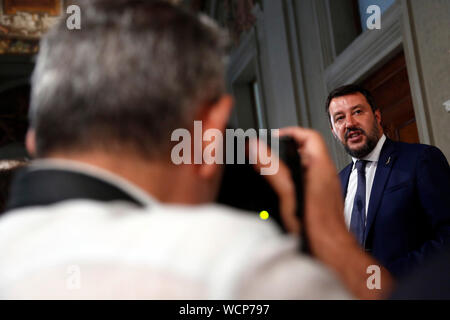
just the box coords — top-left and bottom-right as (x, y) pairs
(216, 132), (309, 253)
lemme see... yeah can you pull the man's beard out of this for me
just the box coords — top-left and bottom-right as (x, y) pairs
(341, 122), (380, 159)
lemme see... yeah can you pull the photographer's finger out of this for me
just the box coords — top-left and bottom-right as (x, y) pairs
(278, 127), (317, 168)
(278, 127), (314, 145)
(248, 139), (301, 235)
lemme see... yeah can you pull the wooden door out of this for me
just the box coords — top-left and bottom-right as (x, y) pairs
(361, 51), (419, 143)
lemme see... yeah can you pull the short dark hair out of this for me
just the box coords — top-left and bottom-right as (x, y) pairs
(325, 84), (378, 121)
(30, 0), (229, 158)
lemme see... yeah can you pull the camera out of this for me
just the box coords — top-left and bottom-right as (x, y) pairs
(216, 130), (309, 253)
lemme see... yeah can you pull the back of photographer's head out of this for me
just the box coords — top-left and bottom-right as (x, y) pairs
(28, 0), (230, 160)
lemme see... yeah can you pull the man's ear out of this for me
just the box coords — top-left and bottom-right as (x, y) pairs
(374, 109), (382, 126)
(26, 129), (36, 157)
(198, 94), (234, 180)
(202, 94), (234, 133)
(329, 121), (338, 140)
(327, 114), (337, 139)
(331, 130), (338, 140)
(374, 109), (385, 135)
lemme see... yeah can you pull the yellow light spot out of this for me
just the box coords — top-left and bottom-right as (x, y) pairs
(259, 210), (269, 220)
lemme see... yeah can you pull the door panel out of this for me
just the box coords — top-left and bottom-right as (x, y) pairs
(361, 51), (419, 143)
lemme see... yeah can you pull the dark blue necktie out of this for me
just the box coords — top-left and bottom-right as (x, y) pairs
(350, 160), (367, 247)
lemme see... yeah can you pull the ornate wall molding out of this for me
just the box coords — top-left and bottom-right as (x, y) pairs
(323, 1), (403, 90)
(0, 0), (62, 54)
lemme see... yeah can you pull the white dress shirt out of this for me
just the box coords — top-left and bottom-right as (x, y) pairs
(344, 134), (386, 228)
(0, 160), (351, 299)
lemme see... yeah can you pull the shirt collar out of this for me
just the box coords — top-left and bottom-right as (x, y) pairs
(351, 134), (386, 168)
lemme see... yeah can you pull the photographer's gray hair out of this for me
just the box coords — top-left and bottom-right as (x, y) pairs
(30, 0), (230, 159)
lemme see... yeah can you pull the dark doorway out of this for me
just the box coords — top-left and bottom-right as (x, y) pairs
(361, 51), (419, 144)
(0, 83), (30, 159)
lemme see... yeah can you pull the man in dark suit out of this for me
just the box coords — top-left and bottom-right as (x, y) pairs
(326, 84), (450, 278)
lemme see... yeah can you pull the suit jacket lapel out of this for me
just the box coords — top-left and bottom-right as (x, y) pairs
(339, 163), (353, 198)
(364, 138), (397, 244)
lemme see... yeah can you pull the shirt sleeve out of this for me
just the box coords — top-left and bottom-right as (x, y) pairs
(234, 235), (353, 299)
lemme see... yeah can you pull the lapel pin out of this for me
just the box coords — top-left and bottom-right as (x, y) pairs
(386, 156), (391, 166)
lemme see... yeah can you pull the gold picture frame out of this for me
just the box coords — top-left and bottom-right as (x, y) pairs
(3, 0), (61, 16)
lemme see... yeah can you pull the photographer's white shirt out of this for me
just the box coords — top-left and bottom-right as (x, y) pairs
(0, 161), (351, 299)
